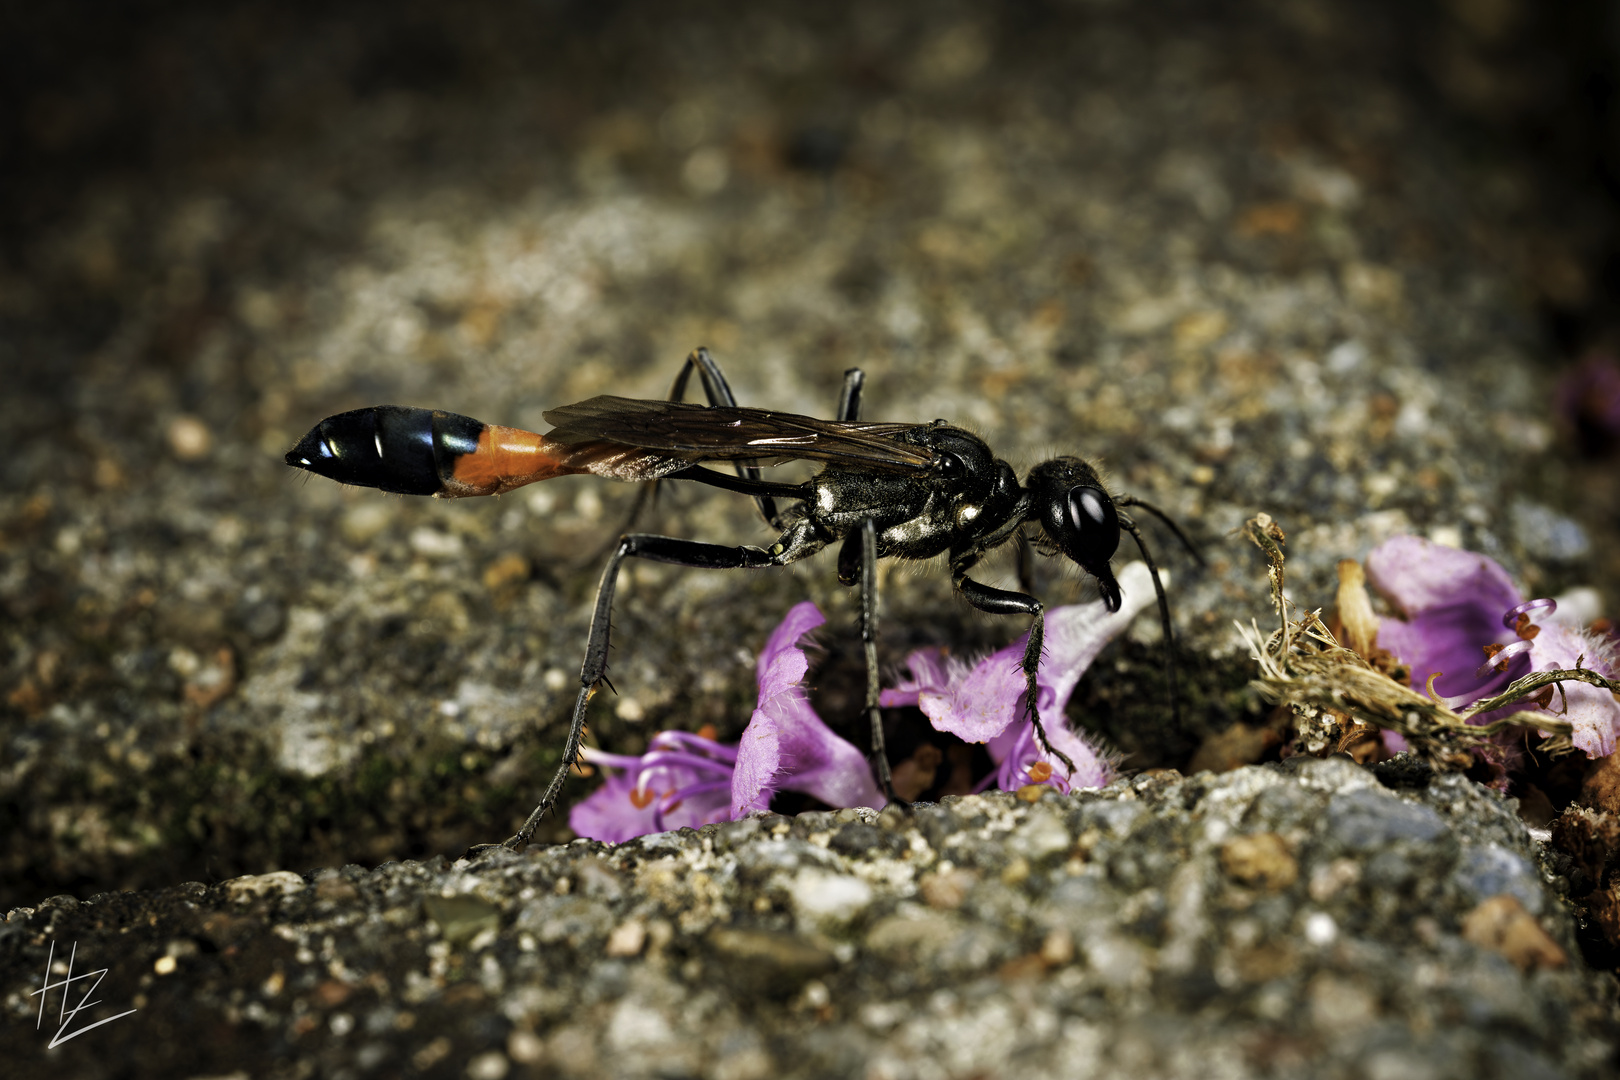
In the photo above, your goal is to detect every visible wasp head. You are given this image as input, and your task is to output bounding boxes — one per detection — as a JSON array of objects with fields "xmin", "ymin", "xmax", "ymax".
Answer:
[{"xmin": 1026, "ymin": 457, "xmax": 1122, "ymax": 611}]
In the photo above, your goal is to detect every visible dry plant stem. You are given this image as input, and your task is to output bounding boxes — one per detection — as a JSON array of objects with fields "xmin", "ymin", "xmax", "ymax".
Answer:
[
  {"xmin": 1238, "ymin": 514, "xmax": 1615, "ymax": 764},
  {"xmin": 1243, "ymin": 514, "xmax": 1289, "ymax": 646},
  {"xmin": 1460, "ymin": 668, "xmax": 1617, "ymax": 728}
]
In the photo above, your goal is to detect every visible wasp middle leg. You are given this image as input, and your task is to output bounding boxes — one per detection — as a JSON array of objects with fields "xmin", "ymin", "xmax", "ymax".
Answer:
[{"xmin": 828, "ymin": 368, "xmax": 898, "ymax": 800}]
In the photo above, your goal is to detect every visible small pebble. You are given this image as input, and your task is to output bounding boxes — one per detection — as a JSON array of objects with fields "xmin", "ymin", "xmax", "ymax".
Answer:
[{"xmin": 167, "ymin": 415, "xmax": 213, "ymax": 460}]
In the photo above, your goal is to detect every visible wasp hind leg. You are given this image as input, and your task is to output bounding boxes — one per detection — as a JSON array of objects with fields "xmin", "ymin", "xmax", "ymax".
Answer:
[
  {"xmin": 591, "ymin": 346, "xmax": 781, "ymax": 568},
  {"xmin": 836, "ymin": 367, "xmax": 865, "ymax": 424},
  {"xmin": 498, "ymin": 531, "xmax": 807, "ymax": 851},
  {"xmin": 665, "ymin": 347, "xmax": 781, "ymax": 527}
]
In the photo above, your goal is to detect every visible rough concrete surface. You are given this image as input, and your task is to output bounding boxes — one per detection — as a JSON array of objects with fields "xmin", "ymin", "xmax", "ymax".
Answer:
[
  {"xmin": 7, "ymin": 760, "xmax": 1618, "ymax": 1079},
  {"xmin": 3, "ymin": 0, "xmax": 1619, "ymax": 1076}
]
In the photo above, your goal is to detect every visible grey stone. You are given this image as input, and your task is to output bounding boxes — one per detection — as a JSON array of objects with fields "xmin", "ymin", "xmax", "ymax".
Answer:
[
  {"xmin": 5, "ymin": 763, "xmax": 1610, "ymax": 1078},
  {"xmin": 1452, "ymin": 843, "xmax": 1545, "ymax": 916},
  {"xmin": 1326, "ymin": 788, "xmax": 1450, "ymax": 850}
]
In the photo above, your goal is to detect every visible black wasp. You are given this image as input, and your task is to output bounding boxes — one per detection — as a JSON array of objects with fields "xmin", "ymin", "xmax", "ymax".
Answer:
[{"xmin": 286, "ymin": 349, "xmax": 1192, "ymax": 849}]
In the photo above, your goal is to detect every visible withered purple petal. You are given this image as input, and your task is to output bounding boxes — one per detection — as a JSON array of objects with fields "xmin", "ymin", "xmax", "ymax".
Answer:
[
  {"xmin": 1367, "ymin": 535, "xmax": 1523, "ymax": 702},
  {"xmin": 1526, "ymin": 621, "xmax": 1620, "ymax": 757},
  {"xmin": 754, "ymin": 599, "xmax": 823, "ymax": 700},
  {"xmin": 573, "ymin": 600, "xmax": 885, "ymax": 841},
  {"xmin": 733, "ymin": 602, "xmax": 885, "ymax": 816}
]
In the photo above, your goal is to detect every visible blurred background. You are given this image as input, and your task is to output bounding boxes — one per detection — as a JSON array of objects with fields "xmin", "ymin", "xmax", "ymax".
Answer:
[{"xmin": 4, "ymin": 0, "xmax": 1620, "ymax": 909}]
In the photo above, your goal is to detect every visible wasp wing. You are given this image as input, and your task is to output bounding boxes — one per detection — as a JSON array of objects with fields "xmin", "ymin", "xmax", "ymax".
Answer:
[{"xmin": 541, "ymin": 396, "xmax": 937, "ymax": 473}]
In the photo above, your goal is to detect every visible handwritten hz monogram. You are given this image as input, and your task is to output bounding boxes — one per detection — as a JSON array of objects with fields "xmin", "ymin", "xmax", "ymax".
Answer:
[{"xmin": 30, "ymin": 940, "xmax": 137, "ymax": 1048}]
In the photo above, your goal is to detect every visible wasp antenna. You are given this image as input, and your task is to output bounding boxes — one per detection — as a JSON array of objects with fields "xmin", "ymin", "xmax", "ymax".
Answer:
[
  {"xmin": 1118, "ymin": 510, "xmax": 1182, "ymax": 728},
  {"xmin": 1115, "ymin": 494, "xmax": 1203, "ymax": 566}
]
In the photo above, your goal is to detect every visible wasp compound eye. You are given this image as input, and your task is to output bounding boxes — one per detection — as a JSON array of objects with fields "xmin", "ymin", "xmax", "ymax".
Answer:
[{"xmin": 1067, "ymin": 484, "xmax": 1121, "ymax": 567}]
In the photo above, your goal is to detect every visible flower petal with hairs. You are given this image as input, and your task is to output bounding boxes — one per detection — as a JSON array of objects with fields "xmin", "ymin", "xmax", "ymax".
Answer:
[
  {"xmin": 1522, "ymin": 619, "xmax": 1620, "ymax": 757},
  {"xmin": 570, "ymin": 601, "xmax": 883, "ymax": 843},
  {"xmin": 883, "ymin": 561, "xmax": 1156, "ymax": 790},
  {"xmin": 732, "ymin": 601, "xmax": 886, "ymax": 817}
]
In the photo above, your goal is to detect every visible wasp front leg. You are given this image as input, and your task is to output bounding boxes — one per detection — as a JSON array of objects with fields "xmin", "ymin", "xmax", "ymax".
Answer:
[
  {"xmin": 835, "ymin": 518, "xmax": 896, "ymax": 802},
  {"xmin": 949, "ymin": 556, "xmax": 1078, "ymax": 779}
]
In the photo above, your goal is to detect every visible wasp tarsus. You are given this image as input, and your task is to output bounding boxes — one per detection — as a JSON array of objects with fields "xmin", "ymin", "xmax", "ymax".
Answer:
[{"xmin": 286, "ymin": 348, "xmax": 1193, "ymax": 849}]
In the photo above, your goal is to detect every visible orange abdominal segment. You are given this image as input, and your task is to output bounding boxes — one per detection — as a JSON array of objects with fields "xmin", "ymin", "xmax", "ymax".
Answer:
[{"xmin": 444, "ymin": 424, "xmax": 591, "ymax": 497}]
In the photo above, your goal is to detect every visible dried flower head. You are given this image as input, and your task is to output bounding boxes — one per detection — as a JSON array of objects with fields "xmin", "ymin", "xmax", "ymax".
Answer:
[{"xmin": 1241, "ymin": 519, "xmax": 1618, "ymax": 773}]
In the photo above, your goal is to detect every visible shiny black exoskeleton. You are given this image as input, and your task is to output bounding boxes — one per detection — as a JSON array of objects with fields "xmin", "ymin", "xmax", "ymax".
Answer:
[
  {"xmin": 286, "ymin": 406, "xmax": 484, "ymax": 496},
  {"xmin": 510, "ymin": 354, "xmax": 1190, "ymax": 850},
  {"xmin": 286, "ymin": 348, "xmax": 1195, "ymax": 852}
]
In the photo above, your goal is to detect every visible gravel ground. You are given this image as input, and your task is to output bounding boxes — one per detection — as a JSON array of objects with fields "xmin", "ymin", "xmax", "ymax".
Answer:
[
  {"xmin": 3, "ymin": 1, "xmax": 1619, "ymax": 1075},
  {"xmin": 5, "ymin": 760, "xmax": 1616, "ymax": 1079}
]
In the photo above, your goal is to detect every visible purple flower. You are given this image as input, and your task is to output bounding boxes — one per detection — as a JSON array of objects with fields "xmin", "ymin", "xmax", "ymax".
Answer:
[
  {"xmin": 880, "ymin": 561, "xmax": 1157, "ymax": 791},
  {"xmin": 1366, "ymin": 536, "xmax": 1523, "ymax": 705},
  {"xmin": 568, "ymin": 729, "xmax": 737, "ymax": 843},
  {"xmin": 729, "ymin": 601, "xmax": 887, "ymax": 818},
  {"xmin": 569, "ymin": 601, "xmax": 885, "ymax": 842},
  {"xmin": 1365, "ymin": 535, "xmax": 1620, "ymax": 758},
  {"xmin": 571, "ymin": 563, "xmax": 1159, "ymax": 842}
]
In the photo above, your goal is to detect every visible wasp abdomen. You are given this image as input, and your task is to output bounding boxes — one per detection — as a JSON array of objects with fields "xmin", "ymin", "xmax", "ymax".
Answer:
[
  {"xmin": 287, "ymin": 406, "xmax": 604, "ymax": 497},
  {"xmin": 285, "ymin": 406, "xmax": 485, "ymax": 496}
]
